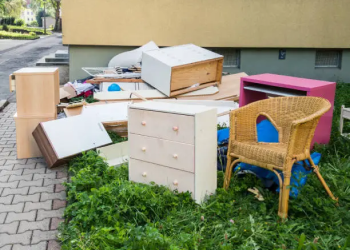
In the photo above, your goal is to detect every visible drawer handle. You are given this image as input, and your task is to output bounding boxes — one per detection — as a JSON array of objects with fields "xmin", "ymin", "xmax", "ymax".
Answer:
[
  {"xmin": 141, "ymin": 121, "xmax": 146, "ymax": 126},
  {"xmin": 142, "ymin": 172, "xmax": 147, "ymax": 177},
  {"xmin": 142, "ymin": 147, "xmax": 146, "ymax": 152},
  {"xmin": 173, "ymin": 154, "xmax": 178, "ymax": 159},
  {"xmin": 173, "ymin": 126, "xmax": 179, "ymax": 131},
  {"xmin": 173, "ymin": 180, "xmax": 178, "ymax": 186}
]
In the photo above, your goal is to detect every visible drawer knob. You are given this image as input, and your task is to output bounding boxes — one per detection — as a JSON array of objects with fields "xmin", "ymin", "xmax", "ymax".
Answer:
[
  {"xmin": 142, "ymin": 172, "xmax": 147, "ymax": 177},
  {"xmin": 142, "ymin": 147, "xmax": 146, "ymax": 152},
  {"xmin": 173, "ymin": 154, "xmax": 178, "ymax": 159},
  {"xmin": 141, "ymin": 121, "xmax": 146, "ymax": 126},
  {"xmin": 173, "ymin": 126, "xmax": 179, "ymax": 131},
  {"xmin": 173, "ymin": 180, "xmax": 178, "ymax": 186}
]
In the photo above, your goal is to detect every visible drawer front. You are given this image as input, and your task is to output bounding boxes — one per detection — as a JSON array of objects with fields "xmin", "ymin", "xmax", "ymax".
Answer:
[
  {"xmin": 129, "ymin": 159, "xmax": 194, "ymax": 195},
  {"xmin": 129, "ymin": 133, "xmax": 194, "ymax": 173},
  {"xmin": 128, "ymin": 109, "xmax": 194, "ymax": 144}
]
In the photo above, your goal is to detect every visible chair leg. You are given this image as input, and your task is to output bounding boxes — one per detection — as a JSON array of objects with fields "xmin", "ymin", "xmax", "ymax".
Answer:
[
  {"xmin": 223, "ymin": 156, "xmax": 240, "ymax": 190},
  {"xmin": 308, "ymin": 157, "xmax": 338, "ymax": 201},
  {"xmin": 278, "ymin": 169, "xmax": 292, "ymax": 219}
]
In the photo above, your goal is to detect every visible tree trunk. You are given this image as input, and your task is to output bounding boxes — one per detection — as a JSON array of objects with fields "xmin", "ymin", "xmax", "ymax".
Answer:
[{"xmin": 54, "ymin": 0, "xmax": 61, "ymax": 32}]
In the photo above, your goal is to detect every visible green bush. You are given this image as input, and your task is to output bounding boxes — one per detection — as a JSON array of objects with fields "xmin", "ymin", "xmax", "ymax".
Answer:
[
  {"xmin": 28, "ymin": 20, "xmax": 39, "ymax": 27},
  {"xmin": 0, "ymin": 17, "xmax": 15, "ymax": 25},
  {"xmin": 2, "ymin": 24, "xmax": 9, "ymax": 32},
  {"xmin": 14, "ymin": 19, "xmax": 25, "ymax": 26},
  {"xmin": 0, "ymin": 30, "xmax": 38, "ymax": 40},
  {"xmin": 3, "ymin": 25, "xmax": 51, "ymax": 35}
]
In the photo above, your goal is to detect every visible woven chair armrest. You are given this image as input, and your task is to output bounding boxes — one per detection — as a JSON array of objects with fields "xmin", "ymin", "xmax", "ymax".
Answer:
[{"xmin": 292, "ymin": 108, "xmax": 330, "ymax": 126}]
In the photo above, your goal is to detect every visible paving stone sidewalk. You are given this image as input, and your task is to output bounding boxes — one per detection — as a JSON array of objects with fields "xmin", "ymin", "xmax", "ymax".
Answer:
[{"xmin": 0, "ymin": 104, "xmax": 67, "ymax": 250}]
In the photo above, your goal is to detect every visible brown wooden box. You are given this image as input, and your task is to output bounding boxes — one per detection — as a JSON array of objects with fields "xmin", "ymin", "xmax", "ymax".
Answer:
[
  {"xmin": 14, "ymin": 113, "xmax": 56, "ymax": 159},
  {"xmin": 11, "ymin": 68, "xmax": 60, "ymax": 117}
]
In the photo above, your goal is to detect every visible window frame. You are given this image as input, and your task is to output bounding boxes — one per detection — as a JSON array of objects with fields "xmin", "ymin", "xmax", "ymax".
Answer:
[{"xmin": 315, "ymin": 50, "xmax": 342, "ymax": 69}]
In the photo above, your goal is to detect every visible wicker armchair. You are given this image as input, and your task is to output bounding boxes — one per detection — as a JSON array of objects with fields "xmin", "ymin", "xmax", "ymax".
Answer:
[{"xmin": 223, "ymin": 96, "xmax": 337, "ymax": 218}]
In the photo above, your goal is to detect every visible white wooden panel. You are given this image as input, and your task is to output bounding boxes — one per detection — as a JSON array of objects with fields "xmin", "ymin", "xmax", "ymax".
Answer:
[
  {"xmin": 14, "ymin": 67, "xmax": 58, "ymax": 75},
  {"xmin": 94, "ymin": 90, "xmax": 166, "ymax": 101},
  {"xmin": 128, "ymin": 109, "xmax": 195, "ymax": 144},
  {"xmin": 194, "ymin": 109, "xmax": 217, "ymax": 203},
  {"xmin": 129, "ymin": 101, "xmax": 214, "ymax": 115},
  {"xmin": 129, "ymin": 158, "xmax": 195, "ymax": 196},
  {"xmin": 97, "ymin": 141, "xmax": 128, "ymax": 167},
  {"xmin": 41, "ymin": 115, "xmax": 112, "ymax": 159},
  {"xmin": 143, "ymin": 44, "xmax": 223, "ymax": 67},
  {"xmin": 129, "ymin": 134, "xmax": 195, "ymax": 173},
  {"xmin": 343, "ymin": 108, "xmax": 350, "ymax": 120},
  {"xmin": 244, "ymin": 85, "xmax": 306, "ymax": 97},
  {"xmin": 141, "ymin": 52, "xmax": 172, "ymax": 96},
  {"xmin": 81, "ymin": 102, "xmax": 130, "ymax": 122}
]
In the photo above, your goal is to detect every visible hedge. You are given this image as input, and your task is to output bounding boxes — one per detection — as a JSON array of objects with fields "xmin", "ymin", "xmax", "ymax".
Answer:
[
  {"xmin": 0, "ymin": 25, "xmax": 52, "ymax": 35},
  {"xmin": 0, "ymin": 31, "xmax": 39, "ymax": 40}
]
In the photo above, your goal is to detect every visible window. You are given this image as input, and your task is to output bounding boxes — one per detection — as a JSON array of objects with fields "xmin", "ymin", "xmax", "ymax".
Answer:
[
  {"xmin": 315, "ymin": 50, "xmax": 342, "ymax": 68},
  {"xmin": 208, "ymin": 48, "xmax": 240, "ymax": 68}
]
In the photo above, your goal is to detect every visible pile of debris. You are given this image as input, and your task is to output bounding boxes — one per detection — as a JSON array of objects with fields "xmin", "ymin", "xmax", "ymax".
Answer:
[{"xmin": 11, "ymin": 42, "xmax": 244, "ymax": 203}]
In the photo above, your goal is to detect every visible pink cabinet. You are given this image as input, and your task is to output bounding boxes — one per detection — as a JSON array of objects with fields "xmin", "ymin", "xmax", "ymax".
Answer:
[{"xmin": 239, "ymin": 74, "xmax": 336, "ymax": 147}]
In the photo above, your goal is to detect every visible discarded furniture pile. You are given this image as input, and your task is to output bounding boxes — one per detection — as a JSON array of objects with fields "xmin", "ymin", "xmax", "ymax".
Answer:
[{"xmin": 10, "ymin": 42, "xmax": 339, "ymax": 218}]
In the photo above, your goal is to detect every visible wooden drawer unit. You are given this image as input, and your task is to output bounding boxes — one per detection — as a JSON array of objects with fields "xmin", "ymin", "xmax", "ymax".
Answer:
[
  {"xmin": 128, "ymin": 101, "xmax": 217, "ymax": 203},
  {"xmin": 129, "ymin": 134, "xmax": 195, "ymax": 173},
  {"xmin": 129, "ymin": 159, "xmax": 195, "ymax": 194},
  {"xmin": 141, "ymin": 44, "xmax": 223, "ymax": 97},
  {"xmin": 11, "ymin": 67, "xmax": 59, "ymax": 117},
  {"xmin": 128, "ymin": 108, "xmax": 194, "ymax": 144}
]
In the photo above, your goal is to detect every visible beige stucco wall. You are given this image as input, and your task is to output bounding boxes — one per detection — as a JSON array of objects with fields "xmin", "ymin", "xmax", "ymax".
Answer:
[{"xmin": 62, "ymin": 0, "xmax": 350, "ymax": 48}]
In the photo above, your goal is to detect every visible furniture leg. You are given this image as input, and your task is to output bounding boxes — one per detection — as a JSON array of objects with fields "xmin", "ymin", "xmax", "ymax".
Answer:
[
  {"xmin": 272, "ymin": 169, "xmax": 283, "ymax": 217},
  {"xmin": 223, "ymin": 157, "xmax": 240, "ymax": 190},
  {"xmin": 278, "ymin": 169, "xmax": 291, "ymax": 219},
  {"xmin": 308, "ymin": 157, "xmax": 338, "ymax": 201}
]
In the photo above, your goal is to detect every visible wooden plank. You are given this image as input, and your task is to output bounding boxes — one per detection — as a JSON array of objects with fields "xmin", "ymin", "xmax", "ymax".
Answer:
[
  {"xmin": 170, "ymin": 60, "xmax": 218, "ymax": 91},
  {"xmin": 176, "ymin": 72, "xmax": 246, "ymax": 101},
  {"xmin": 179, "ymin": 86, "xmax": 218, "ymax": 97},
  {"xmin": 215, "ymin": 58, "xmax": 224, "ymax": 85},
  {"xmin": 170, "ymin": 81, "xmax": 218, "ymax": 97},
  {"xmin": 94, "ymin": 90, "xmax": 166, "ymax": 101},
  {"xmin": 86, "ymin": 78, "xmax": 145, "ymax": 84}
]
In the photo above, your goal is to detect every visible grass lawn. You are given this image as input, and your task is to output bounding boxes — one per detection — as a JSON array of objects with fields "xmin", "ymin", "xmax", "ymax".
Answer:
[{"xmin": 59, "ymin": 83, "xmax": 350, "ymax": 250}]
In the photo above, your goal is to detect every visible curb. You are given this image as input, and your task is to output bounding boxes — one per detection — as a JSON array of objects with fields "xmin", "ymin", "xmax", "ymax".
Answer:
[{"xmin": 0, "ymin": 100, "xmax": 9, "ymax": 112}]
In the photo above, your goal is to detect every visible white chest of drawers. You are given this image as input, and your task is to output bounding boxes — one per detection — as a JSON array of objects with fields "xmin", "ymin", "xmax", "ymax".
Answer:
[{"xmin": 128, "ymin": 101, "xmax": 217, "ymax": 203}]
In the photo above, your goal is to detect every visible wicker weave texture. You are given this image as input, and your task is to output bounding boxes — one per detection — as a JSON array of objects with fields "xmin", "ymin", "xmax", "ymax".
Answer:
[{"xmin": 224, "ymin": 96, "xmax": 337, "ymax": 219}]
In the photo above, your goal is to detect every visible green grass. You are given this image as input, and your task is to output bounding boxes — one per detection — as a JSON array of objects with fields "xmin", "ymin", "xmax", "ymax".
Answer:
[
  {"xmin": 59, "ymin": 83, "xmax": 350, "ymax": 250},
  {"xmin": 0, "ymin": 30, "xmax": 38, "ymax": 40}
]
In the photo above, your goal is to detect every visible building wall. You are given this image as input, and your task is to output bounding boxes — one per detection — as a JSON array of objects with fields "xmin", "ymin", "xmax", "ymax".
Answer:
[
  {"xmin": 41, "ymin": 17, "xmax": 55, "ymax": 29},
  {"xmin": 69, "ymin": 46, "xmax": 350, "ymax": 83},
  {"xmin": 62, "ymin": 0, "xmax": 350, "ymax": 48},
  {"xmin": 20, "ymin": 8, "xmax": 35, "ymax": 24}
]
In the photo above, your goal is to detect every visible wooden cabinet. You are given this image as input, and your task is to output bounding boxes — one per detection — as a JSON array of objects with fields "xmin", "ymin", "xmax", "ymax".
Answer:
[
  {"xmin": 128, "ymin": 101, "xmax": 217, "ymax": 203},
  {"xmin": 14, "ymin": 114, "xmax": 55, "ymax": 159},
  {"xmin": 10, "ymin": 67, "xmax": 60, "ymax": 159},
  {"xmin": 141, "ymin": 44, "xmax": 223, "ymax": 97},
  {"xmin": 239, "ymin": 74, "xmax": 336, "ymax": 147},
  {"xmin": 11, "ymin": 67, "xmax": 59, "ymax": 117}
]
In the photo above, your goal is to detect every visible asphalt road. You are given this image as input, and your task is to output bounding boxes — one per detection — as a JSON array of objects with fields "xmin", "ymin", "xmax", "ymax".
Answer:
[{"xmin": 0, "ymin": 34, "xmax": 66, "ymax": 101}]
